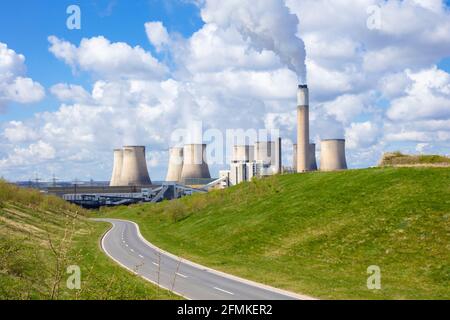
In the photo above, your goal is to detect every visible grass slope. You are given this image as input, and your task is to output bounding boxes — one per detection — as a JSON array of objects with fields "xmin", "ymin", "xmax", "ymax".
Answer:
[
  {"xmin": 102, "ymin": 167, "xmax": 450, "ymax": 299},
  {"xmin": 0, "ymin": 181, "xmax": 178, "ymax": 300}
]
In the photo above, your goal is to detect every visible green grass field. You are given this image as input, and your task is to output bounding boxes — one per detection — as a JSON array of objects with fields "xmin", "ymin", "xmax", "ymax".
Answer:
[
  {"xmin": 101, "ymin": 167, "xmax": 450, "ymax": 300},
  {"xmin": 0, "ymin": 181, "xmax": 178, "ymax": 300}
]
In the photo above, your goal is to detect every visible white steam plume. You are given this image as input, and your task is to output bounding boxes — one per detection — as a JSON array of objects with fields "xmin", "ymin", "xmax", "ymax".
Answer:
[{"xmin": 201, "ymin": 0, "xmax": 307, "ymax": 83}]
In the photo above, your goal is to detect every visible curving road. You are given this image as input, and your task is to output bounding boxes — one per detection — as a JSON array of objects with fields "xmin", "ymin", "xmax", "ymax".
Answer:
[{"xmin": 95, "ymin": 218, "xmax": 315, "ymax": 300}]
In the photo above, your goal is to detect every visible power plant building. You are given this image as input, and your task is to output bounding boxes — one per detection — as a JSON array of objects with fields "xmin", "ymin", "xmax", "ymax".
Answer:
[{"xmin": 227, "ymin": 138, "xmax": 282, "ymax": 186}]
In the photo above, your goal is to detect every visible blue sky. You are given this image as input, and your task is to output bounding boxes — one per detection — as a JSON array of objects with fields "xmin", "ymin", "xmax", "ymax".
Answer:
[
  {"xmin": 0, "ymin": 0, "xmax": 203, "ymax": 121},
  {"xmin": 1, "ymin": 0, "xmax": 450, "ymax": 182}
]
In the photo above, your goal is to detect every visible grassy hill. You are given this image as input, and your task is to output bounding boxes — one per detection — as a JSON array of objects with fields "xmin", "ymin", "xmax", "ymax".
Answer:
[
  {"xmin": 0, "ymin": 181, "xmax": 177, "ymax": 300},
  {"xmin": 102, "ymin": 167, "xmax": 450, "ymax": 300}
]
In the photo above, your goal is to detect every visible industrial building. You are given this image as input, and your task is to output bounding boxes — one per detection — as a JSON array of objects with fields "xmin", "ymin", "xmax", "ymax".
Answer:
[{"xmin": 222, "ymin": 138, "xmax": 282, "ymax": 186}]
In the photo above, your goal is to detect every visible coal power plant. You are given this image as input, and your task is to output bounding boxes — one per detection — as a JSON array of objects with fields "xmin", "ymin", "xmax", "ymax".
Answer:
[{"xmin": 48, "ymin": 83, "xmax": 347, "ymax": 208}]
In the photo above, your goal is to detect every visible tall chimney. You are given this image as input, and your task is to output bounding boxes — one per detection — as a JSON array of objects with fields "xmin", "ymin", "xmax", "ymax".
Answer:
[{"xmin": 297, "ymin": 84, "xmax": 309, "ymax": 173}]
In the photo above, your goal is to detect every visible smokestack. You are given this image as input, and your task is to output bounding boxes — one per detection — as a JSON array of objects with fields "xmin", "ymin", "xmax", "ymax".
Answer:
[
  {"xmin": 309, "ymin": 143, "xmax": 318, "ymax": 171},
  {"xmin": 294, "ymin": 143, "xmax": 317, "ymax": 172},
  {"xmin": 110, "ymin": 149, "xmax": 124, "ymax": 186},
  {"xmin": 320, "ymin": 139, "xmax": 347, "ymax": 171},
  {"xmin": 120, "ymin": 146, "xmax": 152, "ymax": 186},
  {"xmin": 166, "ymin": 147, "xmax": 184, "ymax": 182},
  {"xmin": 297, "ymin": 84, "xmax": 309, "ymax": 173},
  {"xmin": 275, "ymin": 137, "xmax": 282, "ymax": 174},
  {"xmin": 232, "ymin": 145, "xmax": 254, "ymax": 163},
  {"xmin": 180, "ymin": 144, "xmax": 211, "ymax": 180}
]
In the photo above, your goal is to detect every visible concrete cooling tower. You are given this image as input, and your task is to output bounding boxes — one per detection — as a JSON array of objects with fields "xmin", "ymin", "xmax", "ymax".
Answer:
[
  {"xmin": 232, "ymin": 145, "xmax": 254, "ymax": 163},
  {"xmin": 297, "ymin": 85, "xmax": 310, "ymax": 173},
  {"xmin": 320, "ymin": 139, "xmax": 347, "ymax": 171},
  {"xmin": 166, "ymin": 147, "xmax": 184, "ymax": 182},
  {"xmin": 294, "ymin": 143, "xmax": 317, "ymax": 172},
  {"xmin": 109, "ymin": 149, "xmax": 124, "ymax": 186},
  {"xmin": 120, "ymin": 146, "xmax": 152, "ymax": 186},
  {"xmin": 180, "ymin": 144, "xmax": 211, "ymax": 180},
  {"xmin": 255, "ymin": 141, "xmax": 276, "ymax": 165}
]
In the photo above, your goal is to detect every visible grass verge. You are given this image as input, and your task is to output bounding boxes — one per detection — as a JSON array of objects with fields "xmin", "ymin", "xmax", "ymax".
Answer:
[{"xmin": 101, "ymin": 167, "xmax": 450, "ymax": 300}]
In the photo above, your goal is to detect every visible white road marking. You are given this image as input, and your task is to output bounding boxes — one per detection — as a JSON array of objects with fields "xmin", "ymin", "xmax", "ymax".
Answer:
[
  {"xmin": 130, "ymin": 249, "xmax": 134, "ymax": 253},
  {"xmin": 138, "ymin": 254, "xmax": 144, "ymax": 258},
  {"xmin": 176, "ymin": 272, "xmax": 188, "ymax": 278},
  {"xmin": 213, "ymin": 287, "xmax": 234, "ymax": 295},
  {"xmin": 125, "ymin": 244, "xmax": 128, "ymax": 247},
  {"xmin": 152, "ymin": 262, "xmax": 159, "ymax": 266}
]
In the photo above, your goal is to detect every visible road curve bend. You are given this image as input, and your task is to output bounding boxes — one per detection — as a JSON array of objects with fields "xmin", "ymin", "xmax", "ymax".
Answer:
[{"xmin": 94, "ymin": 218, "xmax": 316, "ymax": 300}]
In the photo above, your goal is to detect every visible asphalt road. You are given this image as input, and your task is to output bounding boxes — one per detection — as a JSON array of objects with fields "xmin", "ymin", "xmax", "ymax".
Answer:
[{"xmin": 95, "ymin": 218, "xmax": 314, "ymax": 300}]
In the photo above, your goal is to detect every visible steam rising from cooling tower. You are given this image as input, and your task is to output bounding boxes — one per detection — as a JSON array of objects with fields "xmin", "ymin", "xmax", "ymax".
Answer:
[
  {"xmin": 180, "ymin": 144, "xmax": 211, "ymax": 181},
  {"xmin": 202, "ymin": 0, "xmax": 307, "ymax": 82},
  {"xmin": 166, "ymin": 147, "xmax": 184, "ymax": 183},
  {"xmin": 110, "ymin": 146, "xmax": 152, "ymax": 186}
]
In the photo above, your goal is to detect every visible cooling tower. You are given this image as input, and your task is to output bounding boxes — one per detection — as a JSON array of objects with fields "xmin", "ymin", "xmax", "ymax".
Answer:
[
  {"xmin": 297, "ymin": 85, "xmax": 309, "ymax": 173},
  {"xmin": 255, "ymin": 141, "xmax": 276, "ymax": 165},
  {"xmin": 166, "ymin": 147, "xmax": 184, "ymax": 182},
  {"xmin": 320, "ymin": 139, "xmax": 347, "ymax": 171},
  {"xmin": 180, "ymin": 144, "xmax": 211, "ymax": 180},
  {"xmin": 109, "ymin": 149, "xmax": 124, "ymax": 186},
  {"xmin": 232, "ymin": 145, "xmax": 254, "ymax": 163},
  {"xmin": 120, "ymin": 146, "xmax": 152, "ymax": 186},
  {"xmin": 294, "ymin": 143, "xmax": 317, "ymax": 172}
]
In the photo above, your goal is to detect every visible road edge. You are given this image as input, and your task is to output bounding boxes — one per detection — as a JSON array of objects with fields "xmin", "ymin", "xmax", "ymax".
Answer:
[
  {"xmin": 98, "ymin": 220, "xmax": 189, "ymax": 300},
  {"xmin": 98, "ymin": 218, "xmax": 317, "ymax": 300}
]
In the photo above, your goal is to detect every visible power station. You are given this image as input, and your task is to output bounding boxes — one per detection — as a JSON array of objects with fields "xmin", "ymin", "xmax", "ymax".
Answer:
[
  {"xmin": 45, "ymin": 83, "xmax": 348, "ymax": 207},
  {"xmin": 107, "ymin": 84, "xmax": 347, "ymax": 191}
]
